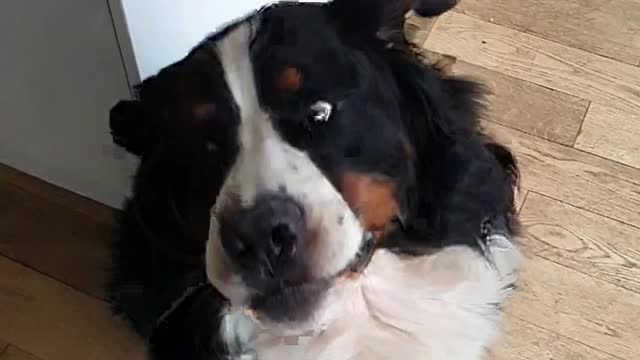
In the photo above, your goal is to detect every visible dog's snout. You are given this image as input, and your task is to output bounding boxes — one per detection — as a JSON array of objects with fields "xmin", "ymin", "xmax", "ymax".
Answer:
[{"xmin": 220, "ymin": 193, "xmax": 306, "ymax": 285}]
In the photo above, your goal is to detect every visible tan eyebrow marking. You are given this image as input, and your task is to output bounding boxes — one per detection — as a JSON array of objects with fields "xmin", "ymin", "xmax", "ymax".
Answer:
[
  {"xmin": 192, "ymin": 103, "xmax": 216, "ymax": 120},
  {"xmin": 190, "ymin": 103, "xmax": 216, "ymax": 128},
  {"xmin": 275, "ymin": 66, "xmax": 303, "ymax": 93}
]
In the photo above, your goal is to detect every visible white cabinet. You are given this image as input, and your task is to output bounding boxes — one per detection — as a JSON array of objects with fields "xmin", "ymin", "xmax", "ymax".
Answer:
[
  {"xmin": 0, "ymin": 0, "xmax": 326, "ymax": 208},
  {"xmin": 114, "ymin": 0, "xmax": 276, "ymax": 82},
  {"xmin": 113, "ymin": 0, "xmax": 327, "ymax": 84},
  {"xmin": 0, "ymin": 0, "xmax": 136, "ymax": 209}
]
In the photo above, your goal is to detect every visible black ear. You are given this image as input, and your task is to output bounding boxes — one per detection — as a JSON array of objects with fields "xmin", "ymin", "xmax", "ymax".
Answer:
[
  {"xmin": 109, "ymin": 99, "xmax": 154, "ymax": 157},
  {"xmin": 108, "ymin": 45, "xmax": 217, "ymax": 158},
  {"xmin": 328, "ymin": 0, "xmax": 457, "ymax": 45},
  {"xmin": 328, "ymin": 0, "xmax": 413, "ymax": 45},
  {"xmin": 108, "ymin": 66, "xmax": 178, "ymax": 158},
  {"xmin": 412, "ymin": 0, "xmax": 459, "ymax": 17}
]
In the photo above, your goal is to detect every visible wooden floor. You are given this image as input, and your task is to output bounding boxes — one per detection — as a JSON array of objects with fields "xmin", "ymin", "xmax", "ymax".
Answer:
[{"xmin": 1, "ymin": 1, "xmax": 639, "ymax": 359}]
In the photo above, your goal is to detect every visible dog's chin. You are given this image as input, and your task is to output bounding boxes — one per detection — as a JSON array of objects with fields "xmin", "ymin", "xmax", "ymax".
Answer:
[
  {"xmin": 247, "ymin": 277, "xmax": 331, "ymax": 325},
  {"xmin": 245, "ymin": 232, "xmax": 376, "ymax": 326}
]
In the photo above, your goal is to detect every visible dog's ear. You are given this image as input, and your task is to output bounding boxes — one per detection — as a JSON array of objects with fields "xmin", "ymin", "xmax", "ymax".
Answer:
[
  {"xmin": 412, "ymin": 0, "xmax": 459, "ymax": 17},
  {"xmin": 109, "ymin": 99, "xmax": 155, "ymax": 157},
  {"xmin": 109, "ymin": 46, "xmax": 219, "ymax": 157},
  {"xmin": 327, "ymin": 0, "xmax": 410, "ymax": 45},
  {"xmin": 108, "ymin": 67, "xmax": 174, "ymax": 158},
  {"xmin": 328, "ymin": 0, "xmax": 457, "ymax": 45}
]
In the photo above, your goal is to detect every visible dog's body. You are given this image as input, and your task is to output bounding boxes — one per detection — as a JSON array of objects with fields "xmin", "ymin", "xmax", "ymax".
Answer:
[{"xmin": 107, "ymin": 1, "xmax": 522, "ymax": 359}]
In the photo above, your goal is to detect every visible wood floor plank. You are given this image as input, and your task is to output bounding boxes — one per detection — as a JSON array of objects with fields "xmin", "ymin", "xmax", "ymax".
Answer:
[
  {"xmin": 451, "ymin": 61, "xmax": 588, "ymax": 145},
  {"xmin": 0, "ymin": 163, "xmax": 115, "ymax": 225},
  {"xmin": 455, "ymin": 0, "xmax": 640, "ymax": 65},
  {"xmin": 520, "ymin": 192, "xmax": 640, "ymax": 293},
  {"xmin": 424, "ymin": 12, "xmax": 640, "ymax": 114},
  {"xmin": 506, "ymin": 254, "xmax": 640, "ymax": 359},
  {"xmin": 0, "ymin": 346, "xmax": 42, "ymax": 360},
  {"xmin": 0, "ymin": 183, "xmax": 110, "ymax": 300},
  {"xmin": 483, "ymin": 121, "xmax": 640, "ymax": 230},
  {"xmin": 574, "ymin": 103, "xmax": 640, "ymax": 169},
  {"xmin": 0, "ymin": 341, "xmax": 7, "ymax": 356},
  {"xmin": 0, "ymin": 256, "xmax": 147, "ymax": 360},
  {"xmin": 490, "ymin": 316, "xmax": 620, "ymax": 360}
]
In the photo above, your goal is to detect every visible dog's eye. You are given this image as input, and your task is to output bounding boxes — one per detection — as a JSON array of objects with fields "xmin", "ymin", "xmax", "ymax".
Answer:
[{"xmin": 309, "ymin": 101, "xmax": 333, "ymax": 123}]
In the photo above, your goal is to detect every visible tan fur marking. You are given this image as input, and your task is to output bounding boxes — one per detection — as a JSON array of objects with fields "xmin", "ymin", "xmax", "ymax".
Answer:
[
  {"xmin": 275, "ymin": 67, "xmax": 303, "ymax": 93},
  {"xmin": 339, "ymin": 172, "xmax": 399, "ymax": 241},
  {"xmin": 192, "ymin": 103, "xmax": 216, "ymax": 120}
]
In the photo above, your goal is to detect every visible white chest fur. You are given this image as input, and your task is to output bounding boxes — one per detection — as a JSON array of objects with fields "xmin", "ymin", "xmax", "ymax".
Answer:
[{"xmin": 220, "ymin": 235, "xmax": 521, "ymax": 360}]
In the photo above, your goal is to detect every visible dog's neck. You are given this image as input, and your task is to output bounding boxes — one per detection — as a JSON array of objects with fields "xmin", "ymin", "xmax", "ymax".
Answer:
[{"xmin": 218, "ymin": 236, "xmax": 521, "ymax": 360}]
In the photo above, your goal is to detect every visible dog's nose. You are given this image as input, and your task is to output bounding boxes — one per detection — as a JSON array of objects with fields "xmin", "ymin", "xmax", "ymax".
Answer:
[{"xmin": 220, "ymin": 193, "xmax": 306, "ymax": 284}]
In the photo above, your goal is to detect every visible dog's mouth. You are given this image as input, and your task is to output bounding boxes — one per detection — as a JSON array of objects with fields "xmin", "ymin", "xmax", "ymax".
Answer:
[
  {"xmin": 152, "ymin": 232, "xmax": 379, "ymax": 338},
  {"xmin": 245, "ymin": 232, "xmax": 376, "ymax": 324}
]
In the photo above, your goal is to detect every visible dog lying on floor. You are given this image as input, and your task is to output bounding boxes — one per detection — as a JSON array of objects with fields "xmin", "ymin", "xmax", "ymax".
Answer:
[{"xmin": 107, "ymin": 0, "xmax": 521, "ymax": 359}]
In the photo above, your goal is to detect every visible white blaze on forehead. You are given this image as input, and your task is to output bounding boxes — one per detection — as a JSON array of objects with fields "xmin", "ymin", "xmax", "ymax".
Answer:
[{"xmin": 206, "ymin": 21, "xmax": 364, "ymax": 299}]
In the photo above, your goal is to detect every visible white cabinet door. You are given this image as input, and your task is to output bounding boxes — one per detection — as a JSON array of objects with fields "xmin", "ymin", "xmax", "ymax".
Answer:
[
  {"xmin": 114, "ymin": 0, "xmax": 329, "ymax": 83},
  {"xmin": 0, "ymin": 0, "xmax": 327, "ymax": 209},
  {"xmin": 0, "ymin": 0, "xmax": 136, "ymax": 209},
  {"xmin": 115, "ymin": 0, "xmax": 278, "ymax": 82}
]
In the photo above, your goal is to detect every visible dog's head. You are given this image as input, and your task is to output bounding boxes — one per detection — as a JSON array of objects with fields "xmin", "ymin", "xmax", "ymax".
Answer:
[{"xmin": 110, "ymin": 0, "xmax": 518, "ymax": 332}]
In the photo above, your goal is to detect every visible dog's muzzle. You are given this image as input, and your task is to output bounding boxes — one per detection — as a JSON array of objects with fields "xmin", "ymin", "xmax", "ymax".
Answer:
[{"xmin": 219, "ymin": 192, "xmax": 309, "ymax": 291}]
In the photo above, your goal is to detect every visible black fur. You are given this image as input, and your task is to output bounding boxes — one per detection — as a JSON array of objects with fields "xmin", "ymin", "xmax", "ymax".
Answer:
[
  {"xmin": 413, "ymin": 0, "xmax": 459, "ymax": 17},
  {"xmin": 148, "ymin": 283, "xmax": 228, "ymax": 360},
  {"xmin": 107, "ymin": 38, "xmax": 240, "ymax": 338},
  {"xmin": 107, "ymin": 0, "xmax": 519, "ymax": 358},
  {"xmin": 381, "ymin": 52, "xmax": 519, "ymax": 252}
]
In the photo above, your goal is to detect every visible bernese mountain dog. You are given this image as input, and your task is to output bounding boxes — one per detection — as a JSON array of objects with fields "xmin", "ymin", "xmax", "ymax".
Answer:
[{"xmin": 107, "ymin": 0, "xmax": 522, "ymax": 359}]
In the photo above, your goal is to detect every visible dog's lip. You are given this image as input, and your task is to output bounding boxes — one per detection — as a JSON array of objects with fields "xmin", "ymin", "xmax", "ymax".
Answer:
[
  {"xmin": 251, "ymin": 231, "xmax": 375, "ymax": 295},
  {"xmin": 241, "ymin": 232, "xmax": 376, "ymax": 325}
]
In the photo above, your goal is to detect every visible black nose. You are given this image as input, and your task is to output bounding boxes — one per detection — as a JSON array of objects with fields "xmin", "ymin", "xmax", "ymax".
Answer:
[{"xmin": 220, "ymin": 193, "xmax": 306, "ymax": 286}]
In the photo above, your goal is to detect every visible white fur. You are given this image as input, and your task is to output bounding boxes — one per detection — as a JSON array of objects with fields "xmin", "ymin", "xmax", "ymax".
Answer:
[
  {"xmin": 206, "ymin": 22, "xmax": 365, "ymax": 304},
  {"xmin": 220, "ymin": 234, "xmax": 522, "ymax": 360}
]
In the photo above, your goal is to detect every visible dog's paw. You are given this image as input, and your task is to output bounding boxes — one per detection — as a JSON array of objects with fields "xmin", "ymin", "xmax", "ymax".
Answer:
[{"xmin": 420, "ymin": 49, "xmax": 458, "ymax": 75}]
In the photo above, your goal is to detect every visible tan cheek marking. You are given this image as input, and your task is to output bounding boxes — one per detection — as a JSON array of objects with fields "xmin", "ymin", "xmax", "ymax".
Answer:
[
  {"xmin": 275, "ymin": 67, "xmax": 303, "ymax": 93},
  {"xmin": 339, "ymin": 172, "xmax": 399, "ymax": 242}
]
